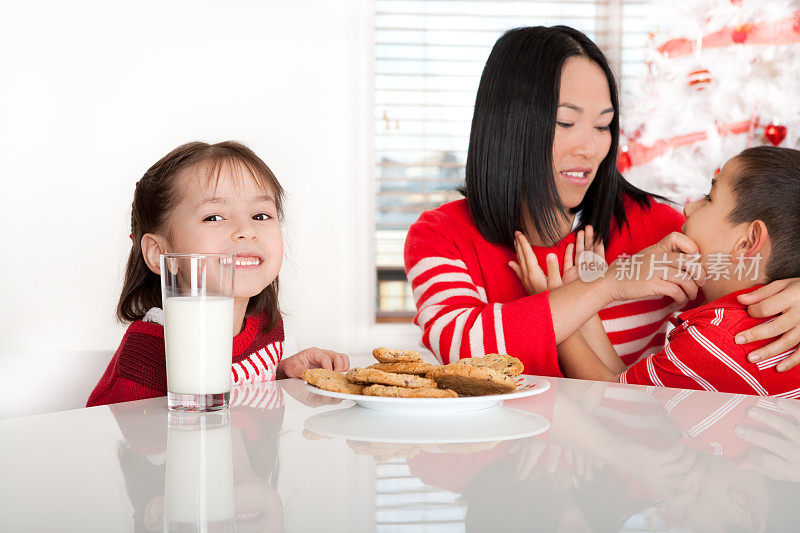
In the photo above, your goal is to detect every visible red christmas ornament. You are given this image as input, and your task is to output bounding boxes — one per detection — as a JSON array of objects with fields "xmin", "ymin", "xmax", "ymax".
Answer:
[
  {"xmin": 617, "ymin": 148, "xmax": 632, "ymax": 173},
  {"xmin": 764, "ymin": 123, "xmax": 787, "ymax": 146},
  {"xmin": 687, "ymin": 68, "xmax": 712, "ymax": 90},
  {"xmin": 714, "ymin": 167, "xmax": 721, "ymax": 178},
  {"xmin": 732, "ymin": 24, "xmax": 751, "ymax": 43}
]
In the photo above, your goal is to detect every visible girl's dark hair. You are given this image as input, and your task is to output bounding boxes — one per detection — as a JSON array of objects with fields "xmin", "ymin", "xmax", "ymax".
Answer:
[
  {"xmin": 463, "ymin": 25, "xmax": 657, "ymax": 247},
  {"xmin": 117, "ymin": 141, "xmax": 284, "ymax": 332},
  {"xmin": 728, "ymin": 145, "xmax": 800, "ymax": 282}
]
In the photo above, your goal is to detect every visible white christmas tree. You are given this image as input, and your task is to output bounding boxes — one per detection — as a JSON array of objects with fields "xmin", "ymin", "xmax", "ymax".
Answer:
[{"xmin": 620, "ymin": 0, "xmax": 800, "ymax": 204}]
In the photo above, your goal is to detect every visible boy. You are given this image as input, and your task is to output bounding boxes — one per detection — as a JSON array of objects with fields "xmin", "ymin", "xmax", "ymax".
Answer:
[{"xmin": 557, "ymin": 146, "xmax": 800, "ymax": 396}]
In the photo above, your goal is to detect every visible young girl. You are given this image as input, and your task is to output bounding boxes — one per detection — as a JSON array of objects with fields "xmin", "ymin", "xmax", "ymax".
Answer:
[{"xmin": 87, "ymin": 141, "xmax": 349, "ymax": 407}]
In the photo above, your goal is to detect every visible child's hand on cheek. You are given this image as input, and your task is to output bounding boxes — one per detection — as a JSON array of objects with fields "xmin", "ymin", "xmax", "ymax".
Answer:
[{"xmin": 276, "ymin": 348, "xmax": 350, "ymax": 379}]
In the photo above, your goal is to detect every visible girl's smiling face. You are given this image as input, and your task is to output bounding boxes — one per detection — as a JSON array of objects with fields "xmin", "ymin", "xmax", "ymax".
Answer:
[
  {"xmin": 165, "ymin": 161, "xmax": 283, "ymax": 300},
  {"xmin": 552, "ymin": 57, "xmax": 614, "ymax": 209}
]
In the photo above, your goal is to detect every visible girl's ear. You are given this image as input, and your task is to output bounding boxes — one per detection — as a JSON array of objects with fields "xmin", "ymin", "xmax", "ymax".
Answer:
[
  {"xmin": 140, "ymin": 233, "xmax": 168, "ymax": 275},
  {"xmin": 735, "ymin": 220, "xmax": 769, "ymax": 257}
]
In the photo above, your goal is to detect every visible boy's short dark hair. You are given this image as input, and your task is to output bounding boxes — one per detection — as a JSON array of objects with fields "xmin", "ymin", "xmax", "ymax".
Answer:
[{"xmin": 728, "ymin": 146, "xmax": 800, "ymax": 282}]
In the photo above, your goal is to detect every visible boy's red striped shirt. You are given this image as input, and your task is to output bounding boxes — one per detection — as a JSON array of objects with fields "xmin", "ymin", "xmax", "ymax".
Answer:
[
  {"xmin": 621, "ymin": 286, "xmax": 800, "ymax": 396},
  {"xmin": 404, "ymin": 197, "xmax": 686, "ymax": 375}
]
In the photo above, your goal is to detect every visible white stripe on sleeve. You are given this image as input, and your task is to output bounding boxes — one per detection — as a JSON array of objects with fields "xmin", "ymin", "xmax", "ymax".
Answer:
[
  {"xmin": 646, "ymin": 355, "xmax": 665, "ymax": 387},
  {"xmin": 428, "ymin": 308, "xmax": 469, "ymax": 361},
  {"xmin": 417, "ymin": 304, "xmax": 448, "ymax": 330},
  {"xmin": 773, "ymin": 386, "xmax": 800, "ymax": 399},
  {"xmin": 493, "ymin": 304, "xmax": 506, "ymax": 354},
  {"xmin": 756, "ymin": 348, "xmax": 796, "ymax": 370},
  {"xmin": 412, "ymin": 272, "xmax": 487, "ymax": 303},
  {"xmin": 602, "ymin": 306, "xmax": 676, "ymax": 334},
  {"xmin": 687, "ymin": 326, "xmax": 769, "ymax": 396},
  {"xmin": 407, "ymin": 257, "xmax": 468, "ymax": 285},
  {"xmin": 664, "ymin": 344, "xmax": 718, "ymax": 392},
  {"xmin": 469, "ymin": 313, "xmax": 485, "ymax": 359},
  {"xmin": 416, "ymin": 287, "xmax": 486, "ymax": 309},
  {"xmin": 448, "ymin": 308, "xmax": 474, "ymax": 363}
]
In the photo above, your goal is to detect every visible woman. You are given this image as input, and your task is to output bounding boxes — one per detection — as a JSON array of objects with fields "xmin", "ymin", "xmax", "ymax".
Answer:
[{"xmin": 403, "ymin": 26, "xmax": 800, "ymax": 375}]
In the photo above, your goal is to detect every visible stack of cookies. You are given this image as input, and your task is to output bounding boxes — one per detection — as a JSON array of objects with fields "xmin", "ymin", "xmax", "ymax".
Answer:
[{"xmin": 302, "ymin": 348, "xmax": 525, "ymax": 398}]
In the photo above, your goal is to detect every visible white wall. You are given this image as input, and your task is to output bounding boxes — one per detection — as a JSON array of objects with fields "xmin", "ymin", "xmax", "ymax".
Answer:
[{"xmin": 0, "ymin": 0, "xmax": 420, "ymax": 356}]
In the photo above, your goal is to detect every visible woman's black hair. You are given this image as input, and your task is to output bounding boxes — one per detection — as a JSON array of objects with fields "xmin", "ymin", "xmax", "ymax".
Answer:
[{"xmin": 463, "ymin": 25, "xmax": 658, "ymax": 247}]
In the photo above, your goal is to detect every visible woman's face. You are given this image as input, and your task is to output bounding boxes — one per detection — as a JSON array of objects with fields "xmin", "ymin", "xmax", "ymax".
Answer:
[{"xmin": 552, "ymin": 57, "xmax": 614, "ymax": 209}]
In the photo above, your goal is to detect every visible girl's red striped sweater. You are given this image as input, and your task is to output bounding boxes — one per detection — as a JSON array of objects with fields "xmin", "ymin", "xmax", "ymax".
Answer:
[{"xmin": 87, "ymin": 311, "xmax": 284, "ymax": 407}]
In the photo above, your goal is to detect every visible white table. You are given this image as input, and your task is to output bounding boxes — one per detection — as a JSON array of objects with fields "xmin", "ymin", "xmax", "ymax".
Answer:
[{"xmin": 2, "ymin": 371, "xmax": 799, "ymax": 532}]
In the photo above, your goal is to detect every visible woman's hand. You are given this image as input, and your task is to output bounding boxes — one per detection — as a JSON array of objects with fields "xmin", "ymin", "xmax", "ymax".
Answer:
[
  {"xmin": 572, "ymin": 225, "xmax": 606, "ymax": 284},
  {"xmin": 509, "ymin": 231, "xmax": 565, "ymax": 295},
  {"xmin": 276, "ymin": 347, "xmax": 350, "ymax": 379},
  {"xmin": 605, "ymin": 232, "xmax": 705, "ymax": 307},
  {"xmin": 736, "ymin": 278, "xmax": 800, "ymax": 371},
  {"xmin": 509, "ymin": 225, "xmax": 604, "ymax": 295}
]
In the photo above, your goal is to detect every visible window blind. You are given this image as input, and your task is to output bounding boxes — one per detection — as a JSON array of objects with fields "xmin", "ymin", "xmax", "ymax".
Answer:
[{"xmin": 374, "ymin": 0, "xmax": 652, "ymax": 318}]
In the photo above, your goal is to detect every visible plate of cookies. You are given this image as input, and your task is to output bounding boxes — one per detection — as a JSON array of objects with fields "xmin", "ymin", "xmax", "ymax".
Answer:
[{"xmin": 301, "ymin": 348, "xmax": 550, "ymax": 413}]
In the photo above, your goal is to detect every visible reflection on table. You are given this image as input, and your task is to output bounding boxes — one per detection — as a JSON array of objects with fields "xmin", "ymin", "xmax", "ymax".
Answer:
[{"xmin": 1, "ymin": 376, "xmax": 799, "ymax": 532}]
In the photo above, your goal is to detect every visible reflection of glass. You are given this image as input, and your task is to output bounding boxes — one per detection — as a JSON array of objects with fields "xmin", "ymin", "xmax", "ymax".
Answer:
[
  {"xmin": 164, "ymin": 411, "xmax": 235, "ymax": 532},
  {"xmin": 160, "ymin": 253, "xmax": 235, "ymax": 411}
]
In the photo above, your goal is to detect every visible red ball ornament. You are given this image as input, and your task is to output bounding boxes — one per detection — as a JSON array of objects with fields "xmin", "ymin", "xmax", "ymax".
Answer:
[
  {"xmin": 732, "ymin": 24, "xmax": 751, "ymax": 44},
  {"xmin": 764, "ymin": 123, "xmax": 787, "ymax": 146},
  {"xmin": 687, "ymin": 68, "xmax": 712, "ymax": 91},
  {"xmin": 617, "ymin": 149, "xmax": 632, "ymax": 173}
]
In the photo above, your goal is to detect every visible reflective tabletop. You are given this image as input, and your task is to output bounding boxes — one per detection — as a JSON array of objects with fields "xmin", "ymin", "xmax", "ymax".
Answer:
[{"xmin": 2, "ymin": 371, "xmax": 800, "ymax": 532}]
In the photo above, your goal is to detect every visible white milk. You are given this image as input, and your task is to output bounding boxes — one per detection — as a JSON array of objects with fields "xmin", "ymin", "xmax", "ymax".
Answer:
[
  {"xmin": 164, "ymin": 422, "xmax": 235, "ymax": 525},
  {"xmin": 164, "ymin": 296, "xmax": 234, "ymax": 395}
]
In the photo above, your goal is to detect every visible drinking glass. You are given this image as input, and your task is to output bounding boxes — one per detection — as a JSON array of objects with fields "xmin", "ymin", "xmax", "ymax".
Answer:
[{"xmin": 160, "ymin": 253, "xmax": 235, "ymax": 411}]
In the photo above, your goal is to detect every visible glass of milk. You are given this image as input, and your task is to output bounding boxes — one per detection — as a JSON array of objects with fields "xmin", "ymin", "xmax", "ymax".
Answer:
[
  {"xmin": 164, "ymin": 411, "xmax": 235, "ymax": 532},
  {"xmin": 160, "ymin": 253, "xmax": 235, "ymax": 411}
]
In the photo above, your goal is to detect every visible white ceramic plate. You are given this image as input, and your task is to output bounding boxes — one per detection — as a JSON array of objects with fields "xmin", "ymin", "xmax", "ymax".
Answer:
[
  {"xmin": 304, "ymin": 404, "xmax": 550, "ymax": 443},
  {"xmin": 303, "ymin": 374, "xmax": 550, "ymax": 413}
]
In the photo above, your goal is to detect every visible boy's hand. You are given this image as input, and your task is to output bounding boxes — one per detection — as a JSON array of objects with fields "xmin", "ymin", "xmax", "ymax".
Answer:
[
  {"xmin": 605, "ymin": 232, "xmax": 705, "ymax": 307},
  {"xmin": 736, "ymin": 278, "xmax": 800, "ymax": 371},
  {"xmin": 277, "ymin": 348, "xmax": 350, "ymax": 379}
]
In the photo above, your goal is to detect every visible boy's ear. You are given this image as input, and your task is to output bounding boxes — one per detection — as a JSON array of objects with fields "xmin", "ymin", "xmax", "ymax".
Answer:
[
  {"xmin": 734, "ymin": 220, "xmax": 769, "ymax": 257},
  {"xmin": 140, "ymin": 233, "xmax": 169, "ymax": 275}
]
